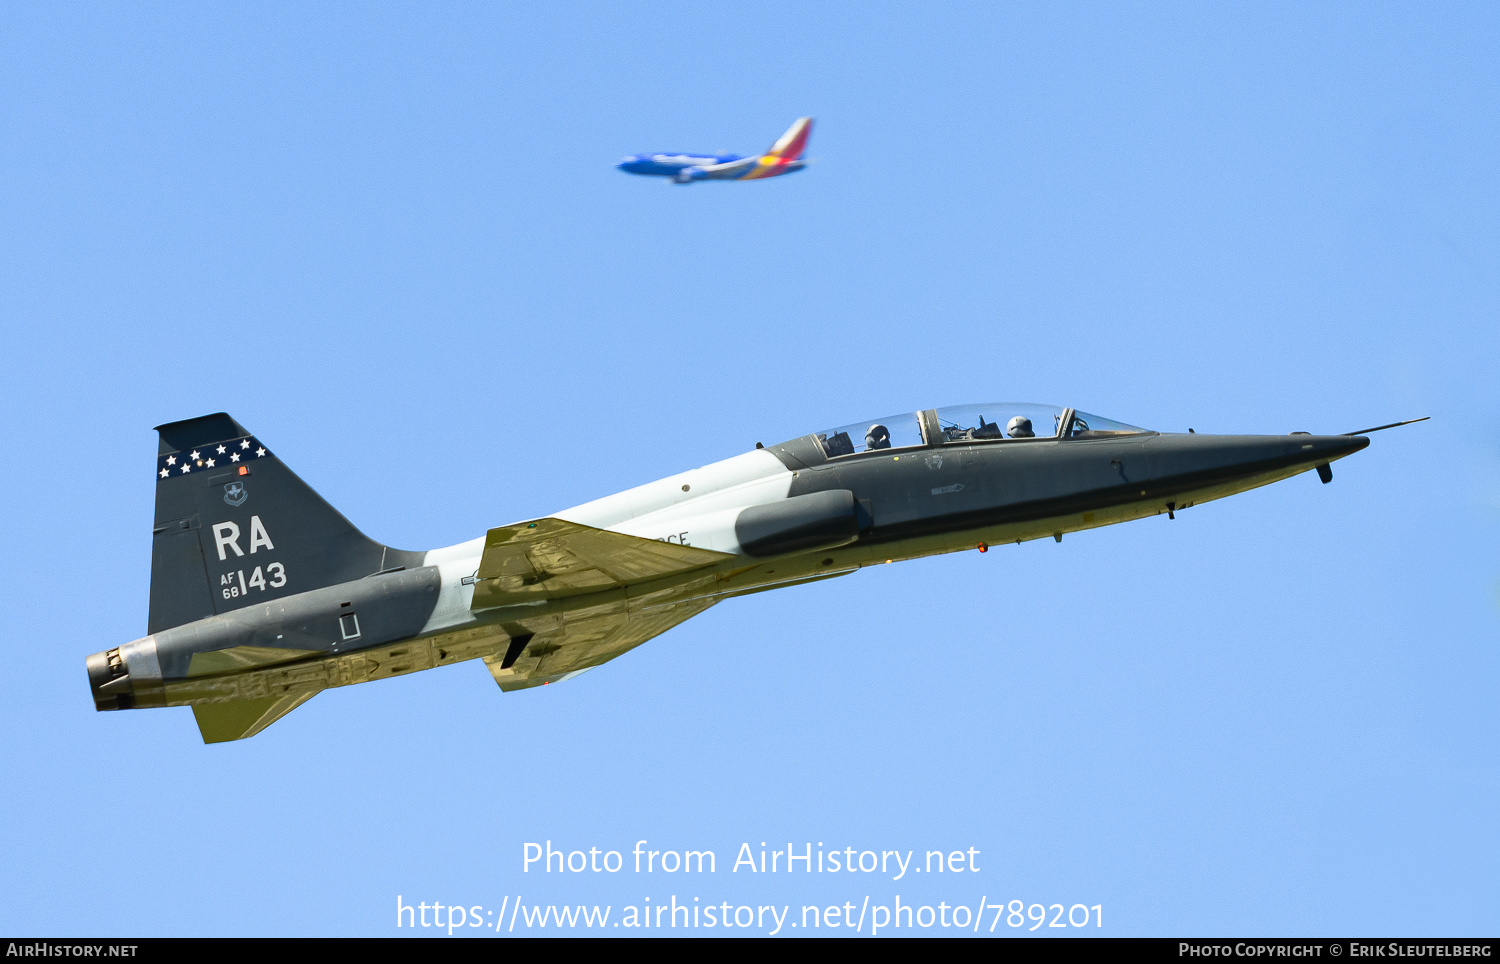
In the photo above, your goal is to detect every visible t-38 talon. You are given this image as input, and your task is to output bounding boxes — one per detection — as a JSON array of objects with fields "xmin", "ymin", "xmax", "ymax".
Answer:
[{"xmin": 88, "ymin": 406, "xmax": 1423, "ymax": 742}]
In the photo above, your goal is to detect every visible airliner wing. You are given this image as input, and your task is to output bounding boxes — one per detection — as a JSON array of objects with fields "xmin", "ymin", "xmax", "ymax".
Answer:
[
  {"xmin": 693, "ymin": 156, "xmax": 761, "ymax": 180},
  {"xmin": 471, "ymin": 517, "xmax": 731, "ymax": 610}
]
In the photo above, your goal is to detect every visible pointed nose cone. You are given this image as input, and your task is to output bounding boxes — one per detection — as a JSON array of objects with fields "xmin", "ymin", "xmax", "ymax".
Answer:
[
  {"xmin": 1302, "ymin": 433, "xmax": 1369, "ymax": 461},
  {"xmin": 1146, "ymin": 432, "xmax": 1370, "ymax": 492}
]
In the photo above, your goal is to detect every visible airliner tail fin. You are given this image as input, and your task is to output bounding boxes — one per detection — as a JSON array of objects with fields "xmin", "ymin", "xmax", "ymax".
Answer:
[{"xmin": 766, "ymin": 117, "xmax": 813, "ymax": 160}]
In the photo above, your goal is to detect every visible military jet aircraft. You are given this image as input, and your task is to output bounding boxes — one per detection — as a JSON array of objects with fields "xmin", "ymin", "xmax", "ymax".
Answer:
[
  {"xmin": 616, "ymin": 117, "xmax": 812, "ymax": 184},
  {"xmin": 88, "ymin": 405, "xmax": 1420, "ymax": 743}
]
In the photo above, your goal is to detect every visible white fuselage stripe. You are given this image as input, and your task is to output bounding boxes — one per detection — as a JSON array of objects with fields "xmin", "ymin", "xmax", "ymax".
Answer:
[{"xmin": 416, "ymin": 449, "xmax": 793, "ymax": 634}]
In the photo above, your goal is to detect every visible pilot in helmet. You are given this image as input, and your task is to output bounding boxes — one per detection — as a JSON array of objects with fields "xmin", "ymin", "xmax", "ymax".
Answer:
[
  {"xmin": 1006, "ymin": 416, "xmax": 1035, "ymax": 439},
  {"xmin": 865, "ymin": 424, "xmax": 891, "ymax": 450}
]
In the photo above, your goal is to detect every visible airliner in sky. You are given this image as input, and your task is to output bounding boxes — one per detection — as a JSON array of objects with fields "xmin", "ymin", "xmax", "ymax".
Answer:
[{"xmin": 617, "ymin": 117, "xmax": 813, "ymax": 184}]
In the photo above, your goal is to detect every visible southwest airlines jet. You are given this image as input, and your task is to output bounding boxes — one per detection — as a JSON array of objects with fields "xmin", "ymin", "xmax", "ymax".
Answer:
[{"xmin": 617, "ymin": 117, "xmax": 813, "ymax": 184}]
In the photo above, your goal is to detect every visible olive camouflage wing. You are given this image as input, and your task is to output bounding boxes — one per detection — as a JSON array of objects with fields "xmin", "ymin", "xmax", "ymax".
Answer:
[
  {"xmin": 482, "ymin": 596, "xmax": 718, "ymax": 692},
  {"xmin": 471, "ymin": 517, "xmax": 731, "ymax": 610}
]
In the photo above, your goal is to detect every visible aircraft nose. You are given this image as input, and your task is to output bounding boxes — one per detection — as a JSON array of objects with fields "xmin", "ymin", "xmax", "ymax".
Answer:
[
  {"xmin": 1302, "ymin": 434, "xmax": 1374, "ymax": 461},
  {"xmin": 1143, "ymin": 431, "xmax": 1369, "ymax": 492},
  {"xmin": 1203, "ymin": 432, "xmax": 1367, "ymax": 463}
]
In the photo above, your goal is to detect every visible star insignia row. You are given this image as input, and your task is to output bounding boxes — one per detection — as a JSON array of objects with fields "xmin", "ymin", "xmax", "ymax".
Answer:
[{"xmin": 156, "ymin": 436, "xmax": 272, "ymax": 479}]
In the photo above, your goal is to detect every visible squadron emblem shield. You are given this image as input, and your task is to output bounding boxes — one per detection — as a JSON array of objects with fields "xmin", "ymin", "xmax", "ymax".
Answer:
[{"xmin": 223, "ymin": 482, "xmax": 247, "ymax": 507}]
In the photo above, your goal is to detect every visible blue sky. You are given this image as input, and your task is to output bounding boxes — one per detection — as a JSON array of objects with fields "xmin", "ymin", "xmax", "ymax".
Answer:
[{"xmin": 1, "ymin": 1, "xmax": 1495, "ymax": 936}]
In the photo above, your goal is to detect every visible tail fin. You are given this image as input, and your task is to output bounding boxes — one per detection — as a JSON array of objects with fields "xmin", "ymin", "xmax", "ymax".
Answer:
[
  {"xmin": 147, "ymin": 413, "xmax": 421, "ymax": 634},
  {"xmin": 765, "ymin": 117, "xmax": 813, "ymax": 160}
]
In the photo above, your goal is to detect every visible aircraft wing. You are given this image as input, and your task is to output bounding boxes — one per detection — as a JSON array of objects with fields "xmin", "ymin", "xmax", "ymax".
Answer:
[
  {"xmin": 483, "ymin": 596, "xmax": 718, "ymax": 691},
  {"xmin": 693, "ymin": 156, "xmax": 762, "ymax": 180},
  {"xmin": 471, "ymin": 517, "xmax": 732, "ymax": 610}
]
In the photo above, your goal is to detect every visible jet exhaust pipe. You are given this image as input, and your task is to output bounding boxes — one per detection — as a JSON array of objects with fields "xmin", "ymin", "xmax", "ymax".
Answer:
[
  {"xmin": 86, "ymin": 637, "xmax": 163, "ymax": 711},
  {"xmin": 86, "ymin": 648, "xmax": 130, "ymax": 710}
]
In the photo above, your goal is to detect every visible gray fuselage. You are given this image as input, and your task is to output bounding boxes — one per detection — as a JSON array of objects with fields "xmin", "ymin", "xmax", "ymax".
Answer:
[{"xmin": 87, "ymin": 407, "xmax": 1368, "ymax": 740}]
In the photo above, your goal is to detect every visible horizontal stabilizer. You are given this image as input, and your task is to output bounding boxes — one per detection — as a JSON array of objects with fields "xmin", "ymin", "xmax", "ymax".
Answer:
[
  {"xmin": 192, "ymin": 688, "xmax": 319, "ymax": 743},
  {"xmin": 472, "ymin": 518, "xmax": 731, "ymax": 610}
]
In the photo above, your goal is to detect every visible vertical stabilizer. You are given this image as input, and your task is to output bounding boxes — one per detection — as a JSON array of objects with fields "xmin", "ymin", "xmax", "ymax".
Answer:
[
  {"xmin": 765, "ymin": 117, "xmax": 813, "ymax": 160},
  {"xmin": 147, "ymin": 413, "xmax": 421, "ymax": 634}
]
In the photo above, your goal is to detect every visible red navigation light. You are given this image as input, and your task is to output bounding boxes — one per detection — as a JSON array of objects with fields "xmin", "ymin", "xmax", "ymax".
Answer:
[
  {"xmin": 977, "ymin": 543, "xmax": 988, "ymax": 553},
  {"xmin": 238, "ymin": 466, "xmax": 249, "ymax": 476}
]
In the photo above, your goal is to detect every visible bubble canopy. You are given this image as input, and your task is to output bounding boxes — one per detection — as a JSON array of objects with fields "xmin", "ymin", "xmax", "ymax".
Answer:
[
  {"xmin": 814, "ymin": 411, "xmax": 924, "ymax": 457},
  {"xmin": 810, "ymin": 404, "xmax": 1150, "ymax": 458},
  {"xmin": 936, "ymin": 403, "xmax": 1066, "ymax": 441},
  {"xmin": 1064, "ymin": 409, "xmax": 1152, "ymax": 439}
]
